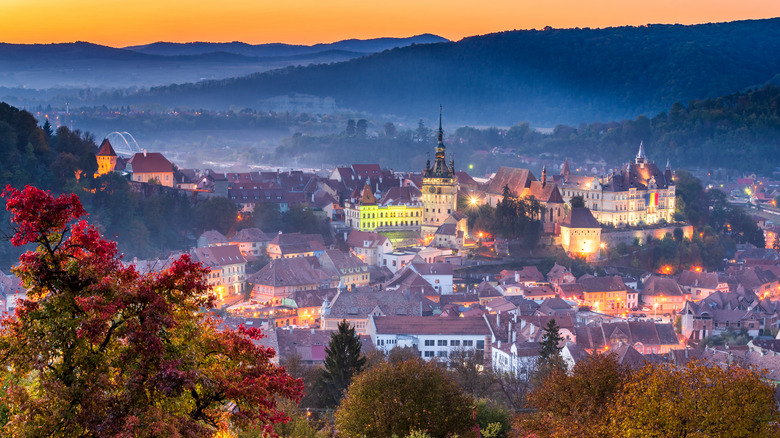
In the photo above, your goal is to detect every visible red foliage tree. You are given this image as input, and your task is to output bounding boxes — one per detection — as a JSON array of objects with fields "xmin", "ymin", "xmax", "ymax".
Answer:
[{"xmin": 0, "ymin": 185, "xmax": 302, "ymax": 436}]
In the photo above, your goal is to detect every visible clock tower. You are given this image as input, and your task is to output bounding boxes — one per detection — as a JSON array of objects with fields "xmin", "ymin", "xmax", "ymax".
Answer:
[{"xmin": 421, "ymin": 108, "xmax": 458, "ymax": 239}]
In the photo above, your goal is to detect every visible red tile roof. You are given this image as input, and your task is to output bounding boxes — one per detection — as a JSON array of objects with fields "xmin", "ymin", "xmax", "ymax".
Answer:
[{"xmin": 127, "ymin": 152, "xmax": 173, "ymax": 174}]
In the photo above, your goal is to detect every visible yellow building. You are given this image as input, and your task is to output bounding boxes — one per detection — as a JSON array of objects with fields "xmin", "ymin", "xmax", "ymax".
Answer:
[
  {"xmin": 344, "ymin": 185, "xmax": 423, "ymax": 232},
  {"xmin": 94, "ymin": 138, "xmax": 118, "ymax": 177},
  {"xmin": 126, "ymin": 151, "xmax": 175, "ymax": 187}
]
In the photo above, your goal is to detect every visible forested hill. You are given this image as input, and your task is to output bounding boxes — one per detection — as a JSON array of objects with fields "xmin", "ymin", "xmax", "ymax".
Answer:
[{"xmin": 136, "ymin": 18, "xmax": 780, "ymax": 126}]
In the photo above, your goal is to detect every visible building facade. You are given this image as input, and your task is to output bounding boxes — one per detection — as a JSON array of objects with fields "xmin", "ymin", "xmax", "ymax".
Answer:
[
  {"xmin": 557, "ymin": 143, "xmax": 676, "ymax": 227},
  {"xmin": 421, "ymin": 113, "xmax": 459, "ymax": 239}
]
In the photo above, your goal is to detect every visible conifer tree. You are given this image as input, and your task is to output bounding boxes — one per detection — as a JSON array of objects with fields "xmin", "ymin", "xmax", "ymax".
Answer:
[
  {"xmin": 321, "ymin": 320, "xmax": 366, "ymax": 406},
  {"xmin": 537, "ymin": 318, "xmax": 566, "ymax": 377}
]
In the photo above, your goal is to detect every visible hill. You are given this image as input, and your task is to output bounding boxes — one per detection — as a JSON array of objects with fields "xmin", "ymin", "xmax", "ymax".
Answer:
[
  {"xmin": 131, "ymin": 18, "xmax": 780, "ymax": 126},
  {"xmin": 0, "ymin": 35, "xmax": 446, "ymax": 89},
  {"xmin": 124, "ymin": 34, "xmax": 448, "ymax": 57}
]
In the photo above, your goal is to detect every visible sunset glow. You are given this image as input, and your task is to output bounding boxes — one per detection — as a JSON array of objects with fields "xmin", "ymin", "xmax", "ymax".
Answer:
[{"xmin": 1, "ymin": 0, "xmax": 779, "ymax": 46}]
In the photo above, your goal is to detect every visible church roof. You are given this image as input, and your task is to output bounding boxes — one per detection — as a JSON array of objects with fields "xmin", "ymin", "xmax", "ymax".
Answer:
[{"xmin": 486, "ymin": 166, "xmax": 535, "ymax": 196}]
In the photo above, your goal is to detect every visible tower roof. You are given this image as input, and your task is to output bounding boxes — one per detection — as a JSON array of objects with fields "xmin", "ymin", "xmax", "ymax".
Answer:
[
  {"xmin": 96, "ymin": 138, "xmax": 117, "ymax": 157},
  {"xmin": 424, "ymin": 105, "xmax": 454, "ymax": 178},
  {"xmin": 636, "ymin": 141, "xmax": 647, "ymax": 163}
]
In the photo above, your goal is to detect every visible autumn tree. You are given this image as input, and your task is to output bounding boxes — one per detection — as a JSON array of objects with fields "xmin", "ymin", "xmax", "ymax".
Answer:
[
  {"xmin": 320, "ymin": 320, "xmax": 366, "ymax": 407},
  {"xmin": 0, "ymin": 186, "xmax": 302, "ymax": 436},
  {"xmin": 514, "ymin": 354, "xmax": 629, "ymax": 438},
  {"xmin": 335, "ymin": 359, "xmax": 474, "ymax": 438},
  {"xmin": 605, "ymin": 360, "xmax": 780, "ymax": 438}
]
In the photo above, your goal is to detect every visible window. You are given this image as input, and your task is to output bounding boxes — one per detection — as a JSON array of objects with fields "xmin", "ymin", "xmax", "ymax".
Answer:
[
  {"xmin": 424, "ymin": 351, "xmax": 434, "ymax": 358},
  {"xmin": 477, "ymin": 340, "xmax": 485, "ymax": 349},
  {"xmin": 437, "ymin": 351, "xmax": 448, "ymax": 357},
  {"xmin": 450, "ymin": 340, "xmax": 460, "ymax": 346},
  {"xmin": 424, "ymin": 340, "xmax": 434, "ymax": 346},
  {"xmin": 437, "ymin": 340, "xmax": 447, "ymax": 346},
  {"xmin": 463, "ymin": 340, "xmax": 473, "ymax": 347}
]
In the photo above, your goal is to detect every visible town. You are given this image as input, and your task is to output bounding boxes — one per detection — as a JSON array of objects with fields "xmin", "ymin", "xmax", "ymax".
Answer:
[{"xmin": 4, "ymin": 113, "xmax": 779, "ymax": 399}]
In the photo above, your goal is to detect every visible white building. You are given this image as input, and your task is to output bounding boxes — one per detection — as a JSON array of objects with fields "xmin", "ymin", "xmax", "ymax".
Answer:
[
  {"xmin": 409, "ymin": 262, "xmax": 454, "ymax": 295},
  {"xmin": 368, "ymin": 315, "xmax": 492, "ymax": 361}
]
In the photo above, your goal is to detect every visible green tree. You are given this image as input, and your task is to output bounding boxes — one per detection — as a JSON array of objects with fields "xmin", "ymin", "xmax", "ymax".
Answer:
[
  {"xmin": 335, "ymin": 359, "xmax": 474, "ymax": 438},
  {"xmin": 321, "ymin": 320, "xmax": 367, "ymax": 406},
  {"xmin": 538, "ymin": 318, "xmax": 564, "ymax": 366},
  {"xmin": 195, "ymin": 196, "xmax": 239, "ymax": 235},
  {"xmin": 570, "ymin": 195, "xmax": 585, "ymax": 208},
  {"xmin": 0, "ymin": 186, "xmax": 302, "ymax": 436}
]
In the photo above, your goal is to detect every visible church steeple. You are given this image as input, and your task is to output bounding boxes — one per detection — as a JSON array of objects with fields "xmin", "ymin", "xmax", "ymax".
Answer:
[
  {"xmin": 541, "ymin": 163, "xmax": 547, "ymax": 188},
  {"xmin": 437, "ymin": 104, "xmax": 443, "ymax": 145},
  {"xmin": 635, "ymin": 141, "xmax": 647, "ymax": 164}
]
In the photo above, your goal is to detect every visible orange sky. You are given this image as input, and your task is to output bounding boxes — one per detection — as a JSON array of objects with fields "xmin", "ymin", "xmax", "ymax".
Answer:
[{"xmin": 2, "ymin": 0, "xmax": 779, "ymax": 47}]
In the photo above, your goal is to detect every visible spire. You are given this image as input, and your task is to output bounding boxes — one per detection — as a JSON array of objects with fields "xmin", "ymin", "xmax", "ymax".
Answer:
[
  {"xmin": 666, "ymin": 158, "xmax": 671, "ymax": 170},
  {"xmin": 437, "ymin": 104, "xmax": 444, "ymax": 145},
  {"xmin": 541, "ymin": 162, "xmax": 547, "ymax": 188},
  {"xmin": 636, "ymin": 141, "xmax": 647, "ymax": 164}
]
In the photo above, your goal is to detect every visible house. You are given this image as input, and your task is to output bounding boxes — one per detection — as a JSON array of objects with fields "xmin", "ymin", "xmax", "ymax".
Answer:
[
  {"xmin": 579, "ymin": 276, "xmax": 629, "ymax": 311},
  {"xmin": 291, "ymin": 288, "xmax": 339, "ymax": 327},
  {"xmin": 499, "ymin": 267, "xmax": 546, "ymax": 287},
  {"xmin": 345, "ymin": 230, "xmax": 393, "ymax": 266},
  {"xmin": 321, "ymin": 288, "xmax": 435, "ymax": 334},
  {"xmin": 575, "ymin": 321, "xmax": 681, "ymax": 354},
  {"xmin": 197, "ymin": 230, "xmax": 229, "ymax": 248},
  {"xmin": 561, "ymin": 342, "xmax": 590, "ymax": 372},
  {"xmin": 266, "ymin": 232, "xmax": 326, "ymax": 259},
  {"xmin": 381, "ymin": 251, "xmax": 419, "ymax": 273},
  {"xmin": 229, "ymin": 228, "xmax": 272, "ymax": 258},
  {"xmin": 547, "ymin": 263, "xmax": 576, "ymax": 288},
  {"xmin": 678, "ymin": 269, "xmax": 730, "ymax": 301},
  {"xmin": 249, "ymin": 256, "xmax": 332, "ymax": 304},
  {"xmin": 275, "ymin": 328, "xmax": 333, "ymax": 365},
  {"xmin": 368, "ymin": 315, "xmax": 491, "ymax": 361},
  {"xmin": 491, "ymin": 342, "xmax": 540, "ymax": 377},
  {"xmin": 317, "ymin": 249, "xmax": 370, "ymax": 290},
  {"xmin": 640, "ymin": 275, "xmax": 689, "ymax": 314},
  {"xmin": 409, "ymin": 262, "xmax": 454, "ymax": 295},
  {"xmin": 382, "ymin": 268, "xmax": 439, "ymax": 302},
  {"xmin": 431, "ymin": 213, "xmax": 468, "ymax": 249},
  {"xmin": 190, "ymin": 245, "xmax": 246, "ymax": 301},
  {"xmin": 680, "ymin": 291, "xmax": 774, "ymax": 340},
  {"xmin": 126, "ymin": 151, "xmax": 175, "ymax": 187}
]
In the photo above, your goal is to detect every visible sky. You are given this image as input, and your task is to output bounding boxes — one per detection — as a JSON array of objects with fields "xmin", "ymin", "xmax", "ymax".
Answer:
[{"xmin": 2, "ymin": 0, "xmax": 780, "ymax": 47}]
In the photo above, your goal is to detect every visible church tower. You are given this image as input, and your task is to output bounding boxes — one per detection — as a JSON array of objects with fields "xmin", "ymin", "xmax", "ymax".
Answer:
[
  {"xmin": 95, "ymin": 138, "xmax": 117, "ymax": 177},
  {"xmin": 421, "ymin": 107, "xmax": 458, "ymax": 239}
]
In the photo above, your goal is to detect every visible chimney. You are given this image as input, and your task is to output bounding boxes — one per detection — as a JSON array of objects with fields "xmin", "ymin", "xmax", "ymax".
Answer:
[
  {"xmin": 512, "ymin": 331, "xmax": 517, "ymax": 344},
  {"xmin": 311, "ymin": 328, "xmax": 315, "ymax": 334},
  {"xmin": 143, "ymin": 149, "xmax": 147, "ymax": 157},
  {"xmin": 530, "ymin": 324, "xmax": 535, "ymax": 336},
  {"xmin": 508, "ymin": 321, "xmax": 512, "ymax": 340},
  {"xmin": 520, "ymin": 318, "xmax": 526, "ymax": 329},
  {"xmin": 496, "ymin": 313, "xmax": 500, "ymax": 326},
  {"xmin": 515, "ymin": 272, "xmax": 520, "ymax": 283},
  {"xmin": 497, "ymin": 340, "xmax": 502, "ymax": 349}
]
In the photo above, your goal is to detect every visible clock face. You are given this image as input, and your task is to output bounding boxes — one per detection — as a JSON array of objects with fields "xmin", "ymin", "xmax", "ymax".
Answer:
[{"xmin": 428, "ymin": 186, "xmax": 436, "ymax": 193}]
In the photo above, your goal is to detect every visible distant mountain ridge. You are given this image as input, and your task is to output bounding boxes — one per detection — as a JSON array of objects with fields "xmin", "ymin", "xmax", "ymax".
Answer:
[
  {"xmin": 131, "ymin": 18, "xmax": 780, "ymax": 126},
  {"xmin": 0, "ymin": 35, "xmax": 447, "ymax": 88},
  {"xmin": 124, "ymin": 34, "xmax": 449, "ymax": 57}
]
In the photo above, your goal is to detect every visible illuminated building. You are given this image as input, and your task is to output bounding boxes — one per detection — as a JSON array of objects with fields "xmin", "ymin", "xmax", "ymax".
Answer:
[
  {"xmin": 343, "ymin": 184, "xmax": 423, "ymax": 232},
  {"xmin": 560, "ymin": 207, "xmax": 602, "ymax": 260},
  {"xmin": 94, "ymin": 138, "xmax": 118, "ymax": 177},
  {"xmin": 421, "ymin": 110, "xmax": 459, "ymax": 239},
  {"xmin": 556, "ymin": 143, "xmax": 676, "ymax": 227}
]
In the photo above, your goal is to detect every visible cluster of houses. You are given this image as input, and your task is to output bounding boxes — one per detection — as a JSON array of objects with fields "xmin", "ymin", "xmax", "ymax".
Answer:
[{"xmin": 2, "ymin": 128, "xmax": 778, "ymax": 381}]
